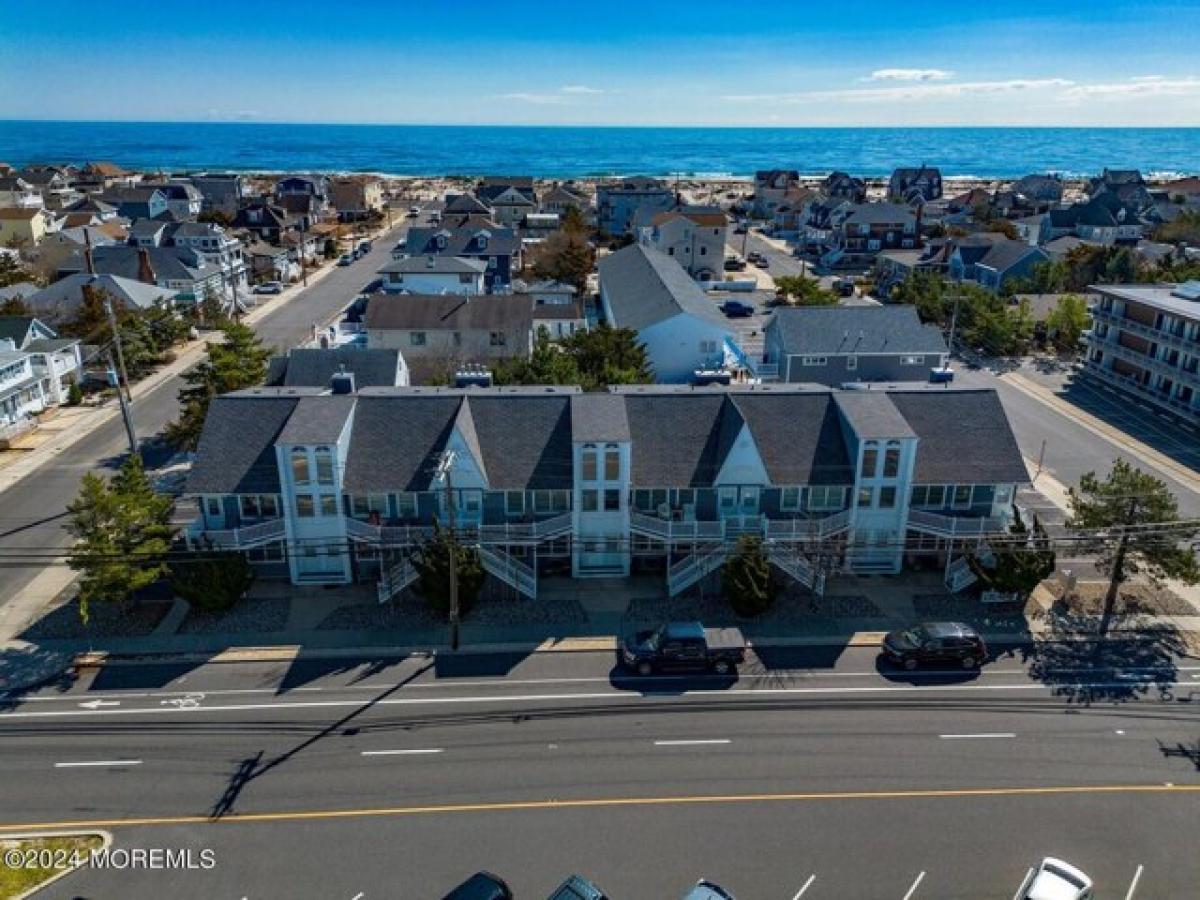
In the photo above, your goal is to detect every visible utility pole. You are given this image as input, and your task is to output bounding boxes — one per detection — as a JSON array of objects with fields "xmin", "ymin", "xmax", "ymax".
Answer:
[
  {"xmin": 107, "ymin": 349, "xmax": 138, "ymax": 458},
  {"xmin": 435, "ymin": 450, "xmax": 460, "ymax": 651},
  {"xmin": 1035, "ymin": 438, "xmax": 1047, "ymax": 479},
  {"xmin": 299, "ymin": 223, "xmax": 309, "ymax": 288},
  {"xmin": 103, "ymin": 297, "xmax": 133, "ymax": 404},
  {"xmin": 946, "ymin": 294, "xmax": 962, "ymax": 356}
]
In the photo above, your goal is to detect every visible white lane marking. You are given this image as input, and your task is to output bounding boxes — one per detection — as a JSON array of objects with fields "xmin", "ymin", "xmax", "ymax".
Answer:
[
  {"xmin": 653, "ymin": 739, "xmax": 732, "ymax": 747},
  {"xmin": 1116, "ymin": 729, "xmax": 1126, "ymax": 735},
  {"xmin": 1124, "ymin": 864, "xmax": 1144, "ymax": 900},
  {"xmin": 1012, "ymin": 868, "xmax": 1034, "ymax": 900},
  {"xmin": 78, "ymin": 699, "xmax": 120, "ymax": 709},
  {"xmin": 2, "ymin": 679, "xmax": 1192, "ymax": 721},
  {"xmin": 792, "ymin": 874, "xmax": 817, "ymax": 898},
  {"xmin": 939, "ymin": 733, "xmax": 1016, "ymax": 740},
  {"xmin": 54, "ymin": 759, "xmax": 142, "ymax": 768},
  {"xmin": 902, "ymin": 871, "xmax": 926, "ymax": 900},
  {"xmin": 351, "ymin": 894, "xmax": 365, "ymax": 900},
  {"xmin": 9, "ymin": 665, "xmax": 1200, "ymax": 704},
  {"xmin": 360, "ymin": 749, "xmax": 444, "ymax": 757}
]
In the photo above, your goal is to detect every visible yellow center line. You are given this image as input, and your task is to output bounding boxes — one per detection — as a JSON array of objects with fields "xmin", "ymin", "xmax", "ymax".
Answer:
[{"xmin": 0, "ymin": 784, "xmax": 1195, "ymax": 834}]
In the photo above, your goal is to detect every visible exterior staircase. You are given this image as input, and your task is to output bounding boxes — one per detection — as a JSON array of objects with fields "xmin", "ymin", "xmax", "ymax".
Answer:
[
  {"xmin": 666, "ymin": 544, "xmax": 727, "ymax": 597},
  {"xmin": 768, "ymin": 546, "xmax": 826, "ymax": 596},
  {"xmin": 945, "ymin": 555, "xmax": 979, "ymax": 593},
  {"xmin": 376, "ymin": 555, "xmax": 418, "ymax": 604},
  {"xmin": 479, "ymin": 546, "xmax": 538, "ymax": 599}
]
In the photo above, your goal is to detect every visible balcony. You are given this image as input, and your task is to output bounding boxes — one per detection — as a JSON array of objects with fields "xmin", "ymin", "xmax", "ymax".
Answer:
[
  {"xmin": 630, "ymin": 513, "xmax": 724, "ymax": 542},
  {"xmin": 188, "ymin": 517, "xmax": 285, "ymax": 549},
  {"xmin": 630, "ymin": 509, "xmax": 850, "ymax": 545},
  {"xmin": 1082, "ymin": 362, "xmax": 1200, "ymax": 423},
  {"xmin": 906, "ymin": 509, "xmax": 1008, "ymax": 538},
  {"xmin": 1090, "ymin": 306, "xmax": 1199, "ymax": 355},
  {"xmin": 479, "ymin": 512, "xmax": 572, "ymax": 544},
  {"xmin": 766, "ymin": 509, "xmax": 851, "ymax": 541},
  {"xmin": 345, "ymin": 516, "xmax": 434, "ymax": 547}
]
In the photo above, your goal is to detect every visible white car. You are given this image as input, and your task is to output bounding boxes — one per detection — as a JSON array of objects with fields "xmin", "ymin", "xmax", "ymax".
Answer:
[{"xmin": 1018, "ymin": 858, "xmax": 1093, "ymax": 900}]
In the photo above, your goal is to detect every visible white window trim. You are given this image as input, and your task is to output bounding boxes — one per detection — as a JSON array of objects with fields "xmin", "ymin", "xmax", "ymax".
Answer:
[{"xmin": 801, "ymin": 355, "xmax": 827, "ymax": 366}]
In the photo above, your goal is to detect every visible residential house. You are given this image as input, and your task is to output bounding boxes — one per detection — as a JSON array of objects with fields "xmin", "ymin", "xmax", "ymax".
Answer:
[
  {"xmin": 597, "ymin": 243, "xmax": 739, "ymax": 383},
  {"xmin": 770, "ymin": 189, "xmax": 821, "ymax": 239},
  {"xmin": 275, "ymin": 176, "xmax": 331, "ymax": 218},
  {"xmin": 233, "ymin": 203, "xmax": 295, "ymax": 243},
  {"xmin": 402, "ymin": 224, "xmax": 521, "ymax": 291},
  {"xmin": 245, "ymin": 241, "xmax": 298, "ymax": 284},
  {"xmin": 539, "ymin": 183, "xmax": 590, "ymax": 218},
  {"xmin": 753, "ymin": 170, "xmax": 801, "ymax": 218},
  {"xmin": 948, "ymin": 236, "xmax": 1050, "ymax": 293},
  {"xmin": 363, "ymin": 293, "xmax": 534, "ymax": 381},
  {"xmin": 61, "ymin": 245, "xmax": 227, "ymax": 306},
  {"xmin": 266, "ymin": 347, "xmax": 409, "ymax": 389},
  {"xmin": 183, "ymin": 381, "xmax": 1028, "ymax": 594},
  {"xmin": 189, "ymin": 173, "xmax": 248, "ymax": 217},
  {"xmin": 79, "ymin": 161, "xmax": 139, "ymax": 190},
  {"xmin": 763, "ymin": 306, "xmax": 948, "ymax": 385},
  {"xmin": 888, "ymin": 166, "xmax": 943, "ymax": 205},
  {"xmin": 99, "ymin": 187, "xmax": 170, "ymax": 221},
  {"xmin": 640, "ymin": 206, "xmax": 728, "ymax": 280},
  {"xmin": 377, "ymin": 255, "xmax": 487, "ymax": 296},
  {"xmin": 873, "ymin": 242, "xmax": 953, "ymax": 295},
  {"xmin": 0, "ymin": 315, "xmax": 82, "ymax": 407},
  {"xmin": 476, "ymin": 180, "xmax": 537, "ymax": 228},
  {"xmin": 124, "ymin": 221, "xmax": 247, "ymax": 294},
  {"xmin": 1037, "ymin": 196, "xmax": 1149, "ymax": 246},
  {"xmin": 443, "ymin": 194, "xmax": 495, "ymax": 220},
  {"xmin": 0, "ymin": 349, "xmax": 43, "ymax": 443},
  {"xmin": 147, "ymin": 182, "xmax": 204, "ymax": 220},
  {"xmin": 23, "ymin": 273, "xmax": 179, "ymax": 323},
  {"xmin": 0, "ymin": 177, "xmax": 43, "ymax": 209},
  {"xmin": 62, "ymin": 197, "xmax": 119, "ymax": 221},
  {"xmin": 819, "ymin": 203, "xmax": 920, "ymax": 269},
  {"xmin": 1083, "ymin": 282, "xmax": 1200, "ymax": 426},
  {"xmin": 517, "ymin": 279, "xmax": 578, "ymax": 306},
  {"xmin": 18, "ymin": 167, "xmax": 73, "ymax": 206},
  {"xmin": 0, "ymin": 207, "xmax": 49, "ymax": 247},
  {"xmin": 822, "ymin": 172, "xmax": 867, "ymax": 204},
  {"xmin": 1011, "ymin": 174, "xmax": 1064, "ymax": 206},
  {"xmin": 530, "ymin": 296, "xmax": 587, "ymax": 341},
  {"xmin": 596, "ymin": 177, "xmax": 676, "ymax": 236},
  {"xmin": 329, "ymin": 176, "xmax": 384, "ymax": 222},
  {"xmin": 1087, "ymin": 168, "xmax": 1144, "ymax": 196}
]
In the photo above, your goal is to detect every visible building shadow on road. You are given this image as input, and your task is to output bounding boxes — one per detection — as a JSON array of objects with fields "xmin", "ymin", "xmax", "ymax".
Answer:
[
  {"xmin": 0, "ymin": 643, "xmax": 77, "ymax": 710},
  {"xmin": 1018, "ymin": 614, "xmax": 1191, "ymax": 705}
]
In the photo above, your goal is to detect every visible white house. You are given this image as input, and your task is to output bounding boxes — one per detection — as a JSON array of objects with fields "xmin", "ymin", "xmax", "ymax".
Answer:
[
  {"xmin": 597, "ymin": 243, "xmax": 738, "ymax": 383},
  {"xmin": 377, "ymin": 255, "xmax": 487, "ymax": 295}
]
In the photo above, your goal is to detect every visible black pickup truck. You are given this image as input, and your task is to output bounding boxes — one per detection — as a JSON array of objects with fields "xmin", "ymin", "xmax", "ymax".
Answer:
[{"xmin": 621, "ymin": 621, "xmax": 747, "ymax": 676}]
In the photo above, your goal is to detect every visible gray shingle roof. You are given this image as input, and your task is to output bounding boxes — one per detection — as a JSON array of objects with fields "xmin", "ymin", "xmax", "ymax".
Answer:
[
  {"xmin": 378, "ymin": 256, "xmax": 488, "ymax": 275},
  {"xmin": 363, "ymin": 294, "xmax": 532, "ymax": 333},
  {"xmin": 977, "ymin": 239, "xmax": 1046, "ymax": 273},
  {"xmin": 343, "ymin": 395, "xmax": 460, "ymax": 492},
  {"xmin": 597, "ymin": 243, "xmax": 727, "ymax": 331},
  {"xmin": 462, "ymin": 395, "xmax": 573, "ymax": 490},
  {"xmin": 623, "ymin": 393, "xmax": 731, "ymax": 486},
  {"xmin": 570, "ymin": 393, "xmax": 630, "ymax": 442},
  {"xmin": 767, "ymin": 306, "xmax": 948, "ymax": 357},
  {"xmin": 405, "ymin": 225, "xmax": 519, "ymax": 258},
  {"xmin": 277, "ymin": 394, "xmax": 355, "ymax": 445},
  {"xmin": 25, "ymin": 274, "xmax": 179, "ymax": 314},
  {"xmin": 187, "ymin": 393, "xmax": 304, "ymax": 494},
  {"xmin": 834, "ymin": 392, "xmax": 917, "ymax": 440},
  {"xmin": 731, "ymin": 393, "xmax": 854, "ymax": 485},
  {"xmin": 887, "ymin": 390, "xmax": 1029, "ymax": 485},
  {"xmin": 266, "ymin": 348, "xmax": 404, "ymax": 388}
]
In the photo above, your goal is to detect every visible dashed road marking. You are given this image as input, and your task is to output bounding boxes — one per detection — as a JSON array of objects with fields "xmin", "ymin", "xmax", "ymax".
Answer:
[
  {"xmin": 653, "ymin": 739, "xmax": 732, "ymax": 747},
  {"xmin": 939, "ymin": 733, "xmax": 1016, "ymax": 740},
  {"xmin": 902, "ymin": 870, "xmax": 926, "ymax": 900},
  {"xmin": 1124, "ymin": 864, "xmax": 1144, "ymax": 900},
  {"xmin": 54, "ymin": 759, "xmax": 142, "ymax": 768},
  {"xmin": 360, "ymin": 749, "xmax": 444, "ymax": 757},
  {"xmin": 792, "ymin": 874, "xmax": 816, "ymax": 898}
]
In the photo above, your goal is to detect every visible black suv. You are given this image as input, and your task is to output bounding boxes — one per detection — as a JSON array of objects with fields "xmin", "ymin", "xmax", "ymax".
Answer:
[{"xmin": 881, "ymin": 622, "xmax": 987, "ymax": 670}]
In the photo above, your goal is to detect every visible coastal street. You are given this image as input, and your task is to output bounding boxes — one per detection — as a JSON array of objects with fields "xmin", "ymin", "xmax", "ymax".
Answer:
[
  {"xmin": 2, "ymin": 647, "xmax": 1198, "ymax": 898},
  {"xmin": 0, "ymin": 225, "xmax": 406, "ymax": 622}
]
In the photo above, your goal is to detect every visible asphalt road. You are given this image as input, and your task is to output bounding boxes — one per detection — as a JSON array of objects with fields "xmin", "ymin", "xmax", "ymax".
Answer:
[
  {"xmin": 0, "ymin": 224, "xmax": 407, "ymax": 614},
  {"xmin": 2, "ymin": 647, "xmax": 1197, "ymax": 898}
]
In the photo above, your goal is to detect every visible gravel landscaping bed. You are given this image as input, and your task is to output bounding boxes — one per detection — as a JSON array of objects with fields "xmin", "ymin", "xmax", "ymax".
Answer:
[
  {"xmin": 20, "ymin": 598, "xmax": 171, "ymax": 640},
  {"xmin": 178, "ymin": 596, "xmax": 290, "ymax": 634},
  {"xmin": 625, "ymin": 590, "xmax": 880, "ymax": 625},
  {"xmin": 317, "ymin": 585, "xmax": 588, "ymax": 632},
  {"xmin": 1050, "ymin": 582, "xmax": 1197, "ymax": 617}
]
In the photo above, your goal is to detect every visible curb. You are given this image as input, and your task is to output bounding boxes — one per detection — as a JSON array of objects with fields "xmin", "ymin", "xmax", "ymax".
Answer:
[
  {"xmin": 60, "ymin": 626, "xmax": 1194, "ymax": 673},
  {"xmin": 2, "ymin": 829, "xmax": 112, "ymax": 900}
]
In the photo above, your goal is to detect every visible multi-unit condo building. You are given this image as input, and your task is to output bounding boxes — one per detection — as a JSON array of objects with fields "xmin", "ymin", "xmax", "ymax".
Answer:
[
  {"xmin": 184, "ymin": 382, "xmax": 1029, "ymax": 601},
  {"xmin": 1083, "ymin": 282, "xmax": 1200, "ymax": 426}
]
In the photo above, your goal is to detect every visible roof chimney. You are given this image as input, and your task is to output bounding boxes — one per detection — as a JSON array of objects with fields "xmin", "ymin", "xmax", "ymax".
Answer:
[
  {"xmin": 136, "ymin": 247, "xmax": 156, "ymax": 285},
  {"xmin": 330, "ymin": 364, "xmax": 356, "ymax": 395}
]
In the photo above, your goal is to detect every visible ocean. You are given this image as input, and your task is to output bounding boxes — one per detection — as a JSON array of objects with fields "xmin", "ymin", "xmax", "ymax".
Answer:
[{"xmin": 1, "ymin": 121, "xmax": 1198, "ymax": 180}]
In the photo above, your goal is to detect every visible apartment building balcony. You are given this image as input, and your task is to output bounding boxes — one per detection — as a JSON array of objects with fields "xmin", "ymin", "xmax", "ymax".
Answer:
[
  {"xmin": 1082, "ymin": 360, "xmax": 1200, "ymax": 423},
  {"xmin": 187, "ymin": 516, "xmax": 286, "ymax": 549},
  {"xmin": 630, "ymin": 509, "xmax": 850, "ymax": 545},
  {"xmin": 1093, "ymin": 337, "xmax": 1200, "ymax": 384},
  {"xmin": 344, "ymin": 516, "xmax": 434, "ymax": 547},
  {"xmin": 906, "ymin": 509, "xmax": 1009, "ymax": 539},
  {"xmin": 1090, "ymin": 305, "xmax": 1199, "ymax": 355}
]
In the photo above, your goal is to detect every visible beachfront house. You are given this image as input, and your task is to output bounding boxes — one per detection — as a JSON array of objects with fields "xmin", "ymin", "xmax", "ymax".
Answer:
[
  {"xmin": 888, "ymin": 166, "xmax": 943, "ymax": 205},
  {"xmin": 596, "ymin": 177, "xmax": 676, "ymax": 236},
  {"xmin": 640, "ymin": 206, "xmax": 728, "ymax": 280}
]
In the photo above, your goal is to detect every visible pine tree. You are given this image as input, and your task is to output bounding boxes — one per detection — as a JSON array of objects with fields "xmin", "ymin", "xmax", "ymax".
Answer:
[
  {"xmin": 66, "ymin": 455, "xmax": 175, "ymax": 622},
  {"xmin": 410, "ymin": 522, "xmax": 485, "ymax": 618},
  {"xmin": 170, "ymin": 550, "xmax": 255, "ymax": 613},
  {"xmin": 165, "ymin": 323, "xmax": 272, "ymax": 451},
  {"xmin": 1068, "ymin": 460, "xmax": 1200, "ymax": 635},
  {"xmin": 531, "ymin": 228, "xmax": 595, "ymax": 294},
  {"xmin": 722, "ymin": 534, "xmax": 779, "ymax": 618}
]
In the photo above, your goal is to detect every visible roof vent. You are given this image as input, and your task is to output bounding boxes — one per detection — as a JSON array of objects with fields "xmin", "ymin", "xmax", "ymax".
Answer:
[
  {"xmin": 330, "ymin": 365, "xmax": 356, "ymax": 395},
  {"xmin": 454, "ymin": 366, "xmax": 493, "ymax": 388},
  {"xmin": 1171, "ymin": 281, "xmax": 1200, "ymax": 302}
]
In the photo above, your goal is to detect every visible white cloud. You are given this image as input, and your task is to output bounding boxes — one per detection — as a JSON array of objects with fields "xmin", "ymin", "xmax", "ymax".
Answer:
[
  {"xmin": 725, "ymin": 78, "xmax": 1074, "ymax": 104},
  {"xmin": 560, "ymin": 85, "xmax": 603, "ymax": 94},
  {"xmin": 499, "ymin": 92, "xmax": 570, "ymax": 105},
  {"xmin": 864, "ymin": 68, "xmax": 954, "ymax": 82},
  {"xmin": 1063, "ymin": 76, "xmax": 1200, "ymax": 98}
]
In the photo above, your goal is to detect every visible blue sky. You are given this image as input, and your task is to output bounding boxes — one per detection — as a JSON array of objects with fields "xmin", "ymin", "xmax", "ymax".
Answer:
[{"xmin": 1, "ymin": 0, "xmax": 1198, "ymax": 125}]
